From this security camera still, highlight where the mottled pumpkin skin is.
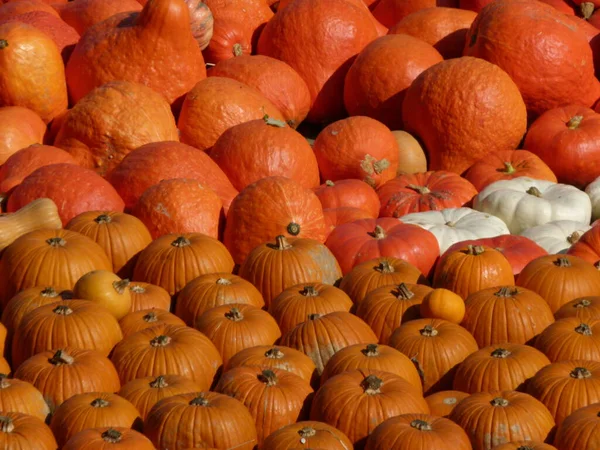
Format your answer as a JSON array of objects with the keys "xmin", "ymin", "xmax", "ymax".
[
  {"xmin": 372, "ymin": 0, "xmax": 459, "ymax": 28},
  {"xmin": 54, "ymin": 0, "xmax": 143, "ymax": 35}
]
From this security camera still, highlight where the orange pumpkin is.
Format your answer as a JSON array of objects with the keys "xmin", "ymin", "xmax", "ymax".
[
  {"xmin": 420, "ymin": 288, "xmax": 465, "ymax": 324},
  {"xmin": 54, "ymin": 0, "xmax": 143, "ymax": 35},
  {"xmin": 0, "ymin": 0, "xmax": 61, "ymax": 19},
  {"xmin": 119, "ymin": 309, "xmax": 185, "ymax": 338},
  {"xmin": 128, "ymin": 282, "xmax": 171, "ymax": 312},
  {"xmin": 73, "ymin": 270, "xmax": 132, "ymax": 320},
  {"xmin": 323, "ymin": 207, "xmax": 374, "ymax": 236},
  {"xmin": 0, "ymin": 374, "xmax": 50, "ymax": 421},
  {"xmin": 566, "ymin": 225, "xmax": 600, "ymax": 266},
  {"xmin": 553, "ymin": 402, "xmax": 600, "ymax": 450},
  {"xmin": 0, "ymin": 108, "xmax": 47, "ymax": 166},
  {"xmin": 425, "ymin": 390, "xmax": 469, "ymax": 418},
  {"xmin": 62, "ymin": 427, "xmax": 155, "ymax": 450},
  {"xmin": 534, "ymin": 317, "xmax": 600, "ymax": 362},
  {"xmin": 0, "ymin": 412, "xmax": 57, "ymax": 449},
  {"xmin": 314, "ymin": 179, "xmax": 381, "ymax": 219},
  {"xmin": 262, "ymin": 420, "xmax": 352, "ymax": 450},
  {"xmin": 492, "ymin": 441, "xmax": 557, "ymax": 450},
  {"xmin": 372, "ymin": 0, "xmax": 458, "ymax": 28},
  {"xmin": 554, "ymin": 296, "xmax": 600, "ymax": 321}
]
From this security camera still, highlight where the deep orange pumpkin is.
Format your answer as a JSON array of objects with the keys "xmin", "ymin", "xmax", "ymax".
[
  {"xmin": 323, "ymin": 207, "xmax": 374, "ymax": 236},
  {"xmin": 0, "ymin": 412, "xmax": 57, "ymax": 449},
  {"xmin": 567, "ymin": 225, "xmax": 600, "ymax": 265},
  {"xmin": 54, "ymin": 0, "xmax": 143, "ymax": 35},
  {"xmin": 128, "ymin": 282, "xmax": 172, "ymax": 312},
  {"xmin": 554, "ymin": 296, "xmax": 600, "ymax": 321},
  {"xmin": 534, "ymin": 317, "xmax": 600, "ymax": 362},
  {"xmin": 314, "ymin": 179, "xmax": 380, "ymax": 219},
  {"xmin": 0, "ymin": 107, "xmax": 46, "ymax": 167},
  {"xmin": 372, "ymin": 0, "xmax": 459, "ymax": 28},
  {"xmin": 262, "ymin": 420, "xmax": 352, "ymax": 450},
  {"xmin": 62, "ymin": 427, "xmax": 155, "ymax": 450},
  {"xmin": 554, "ymin": 402, "xmax": 600, "ymax": 450},
  {"xmin": 119, "ymin": 309, "xmax": 185, "ymax": 338},
  {"xmin": 425, "ymin": 390, "xmax": 469, "ymax": 418}
]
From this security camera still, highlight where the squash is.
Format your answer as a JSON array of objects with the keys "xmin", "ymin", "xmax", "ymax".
[{"xmin": 0, "ymin": 198, "xmax": 62, "ymax": 251}]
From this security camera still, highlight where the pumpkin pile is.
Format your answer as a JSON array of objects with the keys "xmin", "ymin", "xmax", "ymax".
[{"xmin": 4, "ymin": 0, "xmax": 600, "ymax": 449}]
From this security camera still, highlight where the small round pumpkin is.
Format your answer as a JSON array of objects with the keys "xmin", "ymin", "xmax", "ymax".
[
  {"xmin": 262, "ymin": 420, "xmax": 352, "ymax": 450},
  {"xmin": 119, "ymin": 309, "xmax": 185, "ymax": 338},
  {"xmin": 0, "ymin": 373, "xmax": 50, "ymax": 421},
  {"xmin": 128, "ymin": 282, "xmax": 172, "ymax": 312},
  {"xmin": 0, "ymin": 108, "xmax": 47, "ymax": 167},
  {"xmin": 425, "ymin": 390, "xmax": 469, "ymax": 418},
  {"xmin": 419, "ymin": 288, "xmax": 465, "ymax": 324},
  {"xmin": 554, "ymin": 296, "xmax": 600, "ymax": 321},
  {"xmin": 0, "ymin": 412, "xmax": 57, "ymax": 450},
  {"xmin": 73, "ymin": 270, "xmax": 132, "ymax": 320},
  {"xmin": 62, "ymin": 427, "xmax": 155, "ymax": 450},
  {"xmin": 314, "ymin": 179, "xmax": 380, "ymax": 219}
]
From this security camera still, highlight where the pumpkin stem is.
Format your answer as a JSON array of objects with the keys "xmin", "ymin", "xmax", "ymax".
[
  {"xmin": 420, "ymin": 324, "xmax": 439, "ymax": 337},
  {"xmin": 490, "ymin": 397, "xmax": 509, "ymax": 407},
  {"xmin": 394, "ymin": 283, "xmax": 415, "ymax": 299},
  {"xmin": 130, "ymin": 284, "xmax": 146, "ymax": 294},
  {"xmin": 50, "ymin": 349, "xmax": 74, "ymax": 365},
  {"xmin": 571, "ymin": 367, "xmax": 592, "ymax": 379},
  {"xmin": 500, "ymin": 161, "xmax": 516, "ymax": 174},
  {"xmin": 101, "ymin": 429, "xmax": 122, "ymax": 443},
  {"xmin": 216, "ymin": 277, "xmax": 232, "ymax": 286},
  {"xmin": 444, "ymin": 221, "xmax": 456, "ymax": 227},
  {"xmin": 232, "ymin": 43, "xmax": 243, "ymax": 57},
  {"xmin": 225, "ymin": 307, "xmax": 244, "ymax": 322},
  {"xmin": 372, "ymin": 158, "xmax": 390, "ymax": 174},
  {"xmin": 41, "ymin": 287, "xmax": 59, "ymax": 298},
  {"xmin": 94, "ymin": 214, "xmax": 112, "ymax": 224},
  {"xmin": 46, "ymin": 237, "xmax": 66, "ymax": 247},
  {"xmin": 0, "ymin": 40, "xmax": 8, "ymax": 50},
  {"xmin": 298, "ymin": 426, "xmax": 317, "ymax": 439},
  {"xmin": 376, "ymin": 260, "xmax": 395, "ymax": 274},
  {"xmin": 567, "ymin": 231, "xmax": 582, "ymax": 244},
  {"xmin": 410, "ymin": 355, "xmax": 426, "ymax": 381},
  {"xmin": 361, "ymin": 375, "xmax": 383, "ymax": 395},
  {"xmin": 271, "ymin": 235, "xmax": 293, "ymax": 250},
  {"xmin": 300, "ymin": 285, "xmax": 319, "ymax": 297},
  {"xmin": 554, "ymin": 257, "xmax": 572, "ymax": 267},
  {"xmin": 0, "ymin": 416, "xmax": 14, "ymax": 433},
  {"xmin": 258, "ymin": 369, "xmax": 278, "ymax": 386},
  {"xmin": 494, "ymin": 286, "xmax": 519, "ymax": 298},
  {"xmin": 91, "ymin": 398, "xmax": 110, "ymax": 408},
  {"xmin": 410, "ymin": 419, "xmax": 432, "ymax": 431},
  {"xmin": 53, "ymin": 305, "xmax": 73, "ymax": 316},
  {"xmin": 465, "ymin": 245, "xmax": 485, "ymax": 256},
  {"xmin": 325, "ymin": 180, "xmax": 335, "ymax": 187},
  {"xmin": 150, "ymin": 335, "xmax": 172, "ymax": 347},
  {"xmin": 143, "ymin": 311, "xmax": 159, "ymax": 323},
  {"xmin": 369, "ymin": 225, "xmax": 386, "ymax": 239},
  {"xmin": 263, "ymin": 114, "xmax": 287, "ymax": 128},
  {"xmin": 526, "ymin": 186, "xmax": 542, "ymax": 197},
  {"xmin": 265, "ymin": 347, "xmax": 284, "ymax": 359},
  {"xmin": 407, "ymin": 184, "xmax": 431, "ymax": 195},
  {"xmin": 362, "ymin": 344, "xmax": 379, "ymax": 357},
  {"xmin": 287, "ymin": 222, "xmax": 301, "ymax": 236},
  {"xmin": 308, "ymin": 313, "xmax": 322, "ymax": 320},
  {"xmin": 491, "ymin": 348, "xmax": 511, "ymax": 358},
  {"xmin": 171, "ymin": 236, "xmax": 191, "ymax": 247},
  {"xmin": 113, "ymin": 279, "xmax": 130, "ymax": 294},
  {"xmin": 189, "ymin": 395, "xmax": 209, "ymax": 406},
  {"xmin": 149, "ymin": 375, "xmax": 168, "ymax": 388},
  {"xmin": 581, "ymin": 2, "xmax": 595, "ymax": 19},
  {"xmin": 575, "ymin": 299, "xmax": 592, "ymax": 308},
  {"xmin": 0, "ymin": 374, "xmax": 10, "ymax": 389},
  {"xmin": 575, "ymin": 323, "xmax": 593, "ymax": 336}
]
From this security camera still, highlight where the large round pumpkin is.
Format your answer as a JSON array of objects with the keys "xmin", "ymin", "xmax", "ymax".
[
  {"xmin": 314, "ymin": 179, "xmax": 380, "ymax": 219},
  {"xmin": 0, "ymin": 374, "xmax": 50, "ymax": 422},
  {"xmin": 262, "ymin": 420, "xmax": 352, "ymax": 450},
  {"xmin": 554, "ymin": 296, "xmax": 600, "ymax": 321},
  {"xmin": 0, "ymin": 412, "xmax": 57, "ymax": 450},
  {"xmin": 0, "ymin": 108, "xmax": 47, "ymax": 166},
  {"xmin": 553, "ymin": 402, "xmax": 600, "ymax": 450},
  {"xmin": 128, "ymin": 282, "xmax": 172, "ymax": 312},
  {"xmin": 118, "ymin": 309, "xmax": 184, "ymax": 338},
  {"xmin": 62, "ymin": 427, "xmax": 155, "ymax": 450},
  {"xmin": 425, "ymin": 390, "xmax": 469, "ymax": 418},
  {"xmin": 534, "ymin": 317, "xmax": 600, "ymax": 362}
]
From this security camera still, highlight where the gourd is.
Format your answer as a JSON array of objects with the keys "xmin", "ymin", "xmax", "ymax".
[{"xmin": 0, "ymin": 198, "xmax": 62, "ymax": 251}]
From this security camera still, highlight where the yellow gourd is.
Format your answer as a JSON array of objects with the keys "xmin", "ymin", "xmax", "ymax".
[{"xmin": 0, "ymin": 198, "xmax": 62, "ymax": 251}]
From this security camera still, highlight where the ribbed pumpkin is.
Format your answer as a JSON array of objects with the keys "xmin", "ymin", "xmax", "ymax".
[
  {"xmin": 216, "ymin": 366, "xmax": 313, "ymax": 445},
  {"xmin": 310, "ymin": 369, "xmax": 429, "ymax": 449},
  {"xmin": 0, "ymin": 374, "xmax": 50, "ymax": 422},
  {"xmin": 224, "ymin": 345, "xmax": 317, "ymax": 387},
  {"xmin": 238, "ymin": 235, "xmax": 342, "ymax": 308},
  {"xmin": 315, "ymin": 179, "xmax": 381, "ymax": 219},
  {"xmin": 269, "ymin": 283, "xmax": 353, "ymax": 335},
  {"xmin": 0, "ymin": 228, "xmax": 112, "ymax": 306},
  {"xmin": 534, "ymin": 317, "xmax": 600, "ymax": 362},
  {"xmin": 425, "ymin": 390, "xmax": 469, "ymax": 418},
  {"xmin": 462, "ymin": 286, "xmax": 555, "ymax": 347},
  {"xmin": 279, "ymin": 311, "xmax": 378, "ymax": 375},
  {"xmin": 355, "ymin": 282, "xmax": 433, "ymax": 343},
  {"xmin": 110, "ymin": 324, "xmax": 222, "ymax": 387},
  {"xmin": 527, "ymin": 360, "xmax": 600, "ymax": 425},
  {"xmin": 517, "ymin": 254, "xmax": 600, "ymax": 313},
  {"xmin": 128, "ymin": 282, "xmax": 172, "ymax": 312},
  {"xmin": 12, "ymin": 300, "xmax": 123, "ymax": 369},
  {"xmin": 262, "ymin": 420, "xmax": 352, "ymax": 450},
  {"xmin": 339, "ymin": 256, "xmax": 427, "ymax": 306},
  {"xmin": 132, "ymin": 233, "xmax": 234, "ymax": 296},
  {"xmin": 364, "ymin": 413, "xmax": 472, "ymax": 450},
  {"xmin": 62, "ymin": 427, "xmax": 155, "ymax": 450},
  {"xmin": 144, "ymin": 391, "xmax": 257, "ymax": 450},
  {"xmin": 66, "ymin": 211, "xmax": 152, "ymax": 278},
  {"xmin": 494, "ymin": 442, "xmax": 557, "ymax": 450},
  {"xmin": 117, "ymin": 374, "xmax": 202, "ymax": 421},
  {"xmin": 554, "ymin": 296, "xmax": 600, "ymax": 321},
  {"xmin": 389, "ymin": 318, "xmax": 479, "ymax": 395},
  {"xmin": 453, "ymin": 344, "xmax": 551, "ymax": 393},
  {"xmin": 0, "ymin": 412, "xmax": 57, "ymax": 449},
  {"xmin": 73, "ymin": 270, "xmax": 132, "ymax": 320},
  {"xmin": 49, "ymin": 392, "xmax": 143, "ymax": 447},
  {"xmin": 321, "ymin": 343, "xmax": 422, "ymax": 392},
  {"xmin": 195, "ymin": 304, "xmax": 281, "ymax": 366},
  {"xmin": 119, "ymin": 309, "xmax": 185, "ymax": 338},
  {"xmin": 13, "ymin": 348, "xmax": 121, "ymax": 411},
  {"xmin": 553, "ymin": 402, "xmax": 600, "ymax": 450},
  {"xmin": 449, "ymin": 390, "xmax": 555, "ymax": 450},
  {"xmin": 175, "ymin": 273, "xmax": 264, "ymax": 327}
]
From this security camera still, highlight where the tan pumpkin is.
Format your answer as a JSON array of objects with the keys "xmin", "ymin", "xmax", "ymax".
[
  {"xmin": 119, "ymin": 309, "xmax": 185, "ymax": 338},
  {"xmin": 128, "ymin": 282, "xmax": 172, "ymax": 312},
  {"xmin": 73, "ymin": 270, "xmax": 132, "ymax": 320}
]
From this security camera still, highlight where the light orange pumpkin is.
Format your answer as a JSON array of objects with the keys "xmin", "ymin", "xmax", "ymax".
[
  {"xmin": 73, "ymin": 270, "xmax": 132, "ymax": 320},
  {"xmin": 420, "ymin": 288, "xmax": 465, "ymax": 324}
]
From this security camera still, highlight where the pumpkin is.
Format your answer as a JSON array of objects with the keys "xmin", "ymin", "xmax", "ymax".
[
  {"xmin": 0, "ymin": 412, "xmax": 57, "ymax": 449},
  {"xmin": 388, "ymin": 7, "xmax": 477, "ymax": 59},
  {"xmin": 399, "ymin": 207, "xmax": 510, "ymax": 254},
  {"xmin": 107, "ymin": 141, "xmax": 238, "ymax": 213},
  {"xmin": 6, "ymin": 163, "xmax": 125, "ymax": 226},
  {"xmin": 175, "ymin": 273, "xmax": 264, "ymax": 327},
  {"xmin": 238, "ymin": 235, "xmax": 341, "ymax": 308},
  {"xmin": 494, "ymin": 442, "xmax": 557, "ymax": 450},
  {"xmin": 520, "ymin": 220, "xmax": 590, "ymax": 255},
  {"xmin": 54, "ymin": 0, "xmax": 143, "ymax": 35},
  {"xmin": 392, "ymin": 131, "xmax": 428, "ymax": 175},
  {"xmin": 321, "ymin": 343, "xmax": 422, "ymax": 392},
  {"xmin": 65, "ymin": 211, "xmax": 152, "ymax": 278},
  {"xmin": 13, "ymin": 348, "xmax": 121, "ymax": 411},
  {"xmin": 269, "ymin": 283, "xmax": 353, "ymax": 336},
  {"xmin": 12, "ymin": 299, "xmax": 123, "ymax": 369},
  {"xmin": 517, "ymin": 254, "xmax": 600, "ymax": 313},
  {"xmin": 449, "ymin": 390, "xmax": 555, "ymax": 449},
  {"xmin": 372, "ymin": 0, "xmax": 458, "ymax": 28},
  {"xmin": 0, "ymin": 197, "xmax": 62, "ymax": 252},
  {"xmin": 0, "ymin": 1, "xmax": 60, "ymax": 19},
  {"xmin": 339, "ymin": 256, "xmax": 427, "ymax": 306},
  {"xmin": 185, "ymin": 0, "xmax": 214, "ymax": 50},
  {"xmin": 433, "ymin": 244, "xmax": 515, "ymax": 300},
  {"xmin": 567, "ymin": 223, "xmax": 600, "ymax": 266},
  {"xmin": 586, "ymin": 176, "xmax": 600, "ymax": 222},
  {"xmin": 355, "ymin": 282, "xmax": 433, "ymax": 343},
  {"xmin": 527, "ymin": 360, "xmax": 600, "ymax": 425},
  {"xmin": 131, "ymin": 178, "xmax": 223, "ymax": 240},
  {"xmin": 377, "ymin": 171, "xmax": 478, "ymax": 218},
  {"xmin": 0, "ymin": 228, "xmax": 112, "ymax": 307},
  {"xmin": 208, "ymin": 55, "xmax": 311, "ymax": 127},
  {"xmin": 0, "ymin": 374, "xmax": 50, "ymax": 421},
  {"xmin": 534, "ymin": 317, "xmax": 600, "ymax": 362},
  {"xmin": 453, "ymin": 344, "xmax": 551, "ymax": 393},
  {"xmin": 474, "ymin": 177, "xmax": 592, "ymax": 235},
  {"xmin": 262, "ymin": 420, "xmax": 353, "ymax": 450},
  {"xmin": 195, "ymin": 304, "xmax": 281, "ymax": 366},
  {"xmin": 314, "ymin": 179, "xmax": 380, "ymax": 219},
  {"xmin": 420, "ymin": 288, "xmax": 465, "ymax": 324},
  {"xmin": 132, "ymin": 233, "xmax": 234, "ymax": 296},
  {"xmin": 0, "ymin": 22, "xmax": 67, "ymax": 123},
  {"xmin": 463, "ymin": 149, "xmax": 557, "ymax": 192},
  {"xmin": 324, "ymin": 207, "xmax": 375, "ymax": 236},
  {"xmin": 210, "ymin": 116, "xmax": 320, "ymax": 191},
  {"xmin": 464, "ymin": 0, "xmax": 600, "ymax": 118},
  {"xmin": 144, "ymin": 391, "xmax": 257, "ymax": 450},
  {"xmin": 177, "ymin": 77, "xmax": 285, "ymax": 152},
  {"xmin": 389, "ymin": 318, "xmax": 479, "ymax": 395},
  {"xmin": 553, "ymin": 402, "xmax": 600, "ymax": 450},
  {"xmin": 54, "ymin": 81, "xmax": 179, "ymax": 177},
  {"xmin": 119, "ymin": 309, "xmax": 185, "ymax": 338},
  {"xmin": 554, "ymin": 296, "xmax": 600, "ymax": 321},
  {"xmin": 279, "ymin": 311, "xmax": 378, "ymax": 375},
  {"xmin": 310, "ymin": 369, "xmax": 429, "ymax": 448},
  {"xmin": 343, "ymin": 34, "xmax": 443, "ymax": 130},
  {"xmin": 62, "ymin": 427, "xmax": 155, "ymax": 450},
  {"xmin": 425, "ymin": 390, "xmax": 469, "ymax": 418},
  {"xmin": 257, "ymin": 0, "xmax": 378, "ymax": 124},
  {"xmin": 216, "ymin": 366, "xmax": 313, "ymax": 445},
  {"xmin": 364, "ymin": 413, "xmax": 472, "ymax": 450},
  {"xmin": 50, "ymin": 392, "xmax": 143, "ymax": 447},
  {"xmin": 463, "ymin": 286, "xmax": 555, "ymax": 348},
  {"xmin": 73, "ymin": 271, "xmax": 132, "ymax": 320},
  {"xmin": 128, "ymin": 282, "xmax": 171, "ymax": 312},
  {"xmin": 0, "ymin": 107, "xmax": 46, "ymax": 166},
  {"xmin": 110, "ymin": 323, "xmax": 222, "ymax": 387}
]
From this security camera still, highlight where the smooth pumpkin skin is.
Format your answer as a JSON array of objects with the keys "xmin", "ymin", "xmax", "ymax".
[
  {"xmin": 0, "ymin": 108, "xmax": 47, "ymax": 166},
  {"xmin": 420, "ymin": 288, "xmax": 465, "ymax": 323},
  {"xmin": 372, "ymin": 0, "xmax": 458, "ymax": 28},
  {"xmin": 0, "ymin": 412, "xmax": 57, "ymax": 450},
  {"xmin": 73, "ymin": 270, "xmax": 132, "ymax": 320},
  {"xmin": 62, "ymin": 427, "xmax": 155, "ymax": 450},
  {"xmin": 257, "ymin": 0, "xmax": 379, "ymax": 124},
  {"xmin": 425, "ymin": 390, "xmax": 469, "ymax": 417},
  {"xmin": 0, "ymin": 375, "xmax": 50, "ymax": 422},
  {"xmin": 315, "ymin": 179, "xmax": 380, "ymax": 219},
  {"xmin": 119, "ymin": 309, "xmax": 185, "ymax": 338},
  {"xmin": 208, "ymin": 55, "xmax": 311, "ymax": 127},
  {"xmin": 54, "ymin": 0, "xmax": 143, "ymax": 35},
  {"xmin": 402, "ymin": 56, "xmax": 527, "ymax": 174},
  {"xmin": 344, "ymin": 34, "xmax": 443, "ymax": 130},
  {"xmin": 389, "ymin": 7, "xmax": 477, "ymax": 59},
  {"xmin": 262, "ymin": 420, "xmax": 352, "ymax": 450},
  {"xmin": 567, "ymin": 226, "xmax": 600, "ymax": 266},
  {"xmin": 392, "ymin": 130, "xmax": 428, "ymax": 175},
  {"xmin": 553, "ymin": 402, "xmax": 600, "ymax": 450},
  {"xmin": 0, "ymin": 22, "xmax": 67, "ymax": 123}
]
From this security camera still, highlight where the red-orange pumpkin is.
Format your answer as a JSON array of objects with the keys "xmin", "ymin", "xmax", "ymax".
[{"xmin": 314, "ymin": 179, "xmax": 380, "ymax": 219}]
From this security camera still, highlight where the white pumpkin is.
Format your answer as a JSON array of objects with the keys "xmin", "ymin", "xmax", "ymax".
[
  {"xmin": 585, "ymin": 176, "xmax": 600, "ymax": 222},
  {"xmin": 399, "ymin": 207, "xmax": 510, "ymax": 254},
  {"xmin": 520, "ymin": 220, "xmax": 591, "ymax": 254},
  {"xmin": 473, "ymin": 177, "xmax": 591, "ymax": 234}
]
